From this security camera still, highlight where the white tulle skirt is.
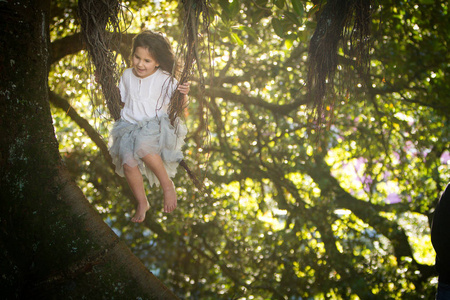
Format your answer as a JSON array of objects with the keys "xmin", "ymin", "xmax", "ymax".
[{"xmin": 108, "ymin": 114, "xmax": 187, "ymax": 187}]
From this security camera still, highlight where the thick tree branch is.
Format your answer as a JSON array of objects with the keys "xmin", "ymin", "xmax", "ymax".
[
  {"xmin": 50, "ymin": 33, "xmax": 84, "ymax": 64},
  {"xmin": 50, "ymin": 32, "xmax": 135, "ymax": 65}
]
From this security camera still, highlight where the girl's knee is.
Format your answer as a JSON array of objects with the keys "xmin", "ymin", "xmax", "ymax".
[{"xmin": 123, "ymin": 163, "xmax": 138, "ymax": 173}]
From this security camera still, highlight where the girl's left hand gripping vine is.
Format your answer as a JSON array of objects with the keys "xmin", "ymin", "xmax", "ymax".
[{"xmin": 178, "ymin": 82, "xmax": 190, "ymax": 97}]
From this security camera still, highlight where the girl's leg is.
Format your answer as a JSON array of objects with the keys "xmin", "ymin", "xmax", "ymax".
[
  {"xmin": 123, "ymin": 163, "xmax": 150, "ymax": 223},
  {"xmin": 141, "ymin": 154, "xmax": 177, "ymax": 213}
]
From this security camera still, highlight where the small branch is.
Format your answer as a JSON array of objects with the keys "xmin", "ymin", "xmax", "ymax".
[{"xmin": 48, "ymin": 90, "xmax": 114, "ymax": 170}]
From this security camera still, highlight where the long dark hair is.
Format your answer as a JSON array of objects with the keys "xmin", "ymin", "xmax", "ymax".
[{"xmin": 129, "ymin": 30, "xmax": 180, "ymax": 78}]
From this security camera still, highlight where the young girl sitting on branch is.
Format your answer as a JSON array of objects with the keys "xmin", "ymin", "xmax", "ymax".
[{"xmin": 109, "ymin": 30, "xmax": 190, "ymax": 223}]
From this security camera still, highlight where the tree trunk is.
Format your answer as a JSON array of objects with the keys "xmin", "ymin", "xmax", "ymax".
[{"xmin": 0, "ymin": 1, "xmax": 178, "ymax": 298}]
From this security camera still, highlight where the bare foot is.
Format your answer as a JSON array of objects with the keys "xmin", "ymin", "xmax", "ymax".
[
  {"xmin": 163, "ymin": 182, "xmax": 177, "ymax": 213},
  {"xmin": 131, "ymin": 201, "xmax": 150, "ymax": 223}
]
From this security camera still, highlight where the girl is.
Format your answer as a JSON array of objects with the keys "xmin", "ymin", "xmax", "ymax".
[{"xmin": 109, "ymin": 30, "xmax": 190, "ymax": 223}]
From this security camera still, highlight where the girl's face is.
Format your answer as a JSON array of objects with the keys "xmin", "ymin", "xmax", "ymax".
[{"xmin": 132, "ymin": 46, "xmax": 159, "ymax": 78}]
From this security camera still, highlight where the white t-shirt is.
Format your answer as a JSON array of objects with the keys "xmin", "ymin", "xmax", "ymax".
[{"xmin": 119, "ymin": 68, "xmax": 178, "ymax": 123}]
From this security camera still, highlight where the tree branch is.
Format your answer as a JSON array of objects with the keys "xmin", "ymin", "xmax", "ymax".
[
  {"xmin": 206, "ymin": 87, "xmax": 308, "ymax": 115},
  {"xmin": 48, "ymin": 90, "xmax": 114, "ymax": 169},
  {"xmin": 50, "ymin": 32, "xmax": 135, "ymax": 65}
]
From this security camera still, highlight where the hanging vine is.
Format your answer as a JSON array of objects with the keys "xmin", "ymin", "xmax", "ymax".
[
  {"xmin": 307, "ymin": 0, "xmax": 372, "ymax": 127},
  {"xmin": 168, "ymin": 0, "xmax": 211, "ymax": 190},
  {"xmin": 78, "ymin": 0, "xmax": 124, "ymax": 121}
]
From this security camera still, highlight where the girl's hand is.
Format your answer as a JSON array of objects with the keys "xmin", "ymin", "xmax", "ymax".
[{"xmin": 178, "ymin": 82, "xmax": 190, "ymax": 95}]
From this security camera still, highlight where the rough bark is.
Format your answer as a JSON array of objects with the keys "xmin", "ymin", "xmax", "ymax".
[{"xmin": 0, "ymin": 1, "xmax": 178, "ymax": 298}]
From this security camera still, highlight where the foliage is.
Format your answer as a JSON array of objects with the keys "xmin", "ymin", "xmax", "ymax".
[{"xmin": 48, "ymin": 0, "xmax": 449, "ymax": 298}]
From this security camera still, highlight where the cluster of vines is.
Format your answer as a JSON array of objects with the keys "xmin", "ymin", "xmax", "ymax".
[
  {"xmin": 168, "ymin": 0, "xmax": 212, "ymax": 190},
  {"xmin": 307, "ymin": 0, "xmax": 372, "ymax": 126},
  {"xmin": 78, "ymin": 0, "xmax": 125, "ymax": 121}
]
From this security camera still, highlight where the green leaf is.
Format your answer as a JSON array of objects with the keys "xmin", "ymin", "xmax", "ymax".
[
  {"xmin": 272, "ymin": 18, "xmax": 285, "ymax": 37},
  {"xmin": 218, "ymin": 0, "xmax": 231, "ymax": 21},
  {"xmin": 275, "ymin": 0, "xmax": 285, "ymax": 9},
  {"xmin": 218, "ymin": 0, "xmax": 230, "ymax": 13},
  {"xmin": 229, "ymin": 0, "xmax": 240, "ymax": 17},
  {"xmin": 230, "ymin": 32, "xmax": 244, "ymax": 46},
  {"xmin": 285, "ymin": 11, "xmax": 301, "ymax": 26},
  {"xmin": 307, "ymin": 4, "xmax": 320, "ymax": 17},
  {"xmin": 291, "ymin": 0, "xmax": 304, "ymax": 17},
  {"xmin": 218, "ymin": 0, "xmax": 240, "ymax": 21},
  {"xmin": 255, "ymin": 0, "xmax": 269, "ymax": 6},
  {"xmin": 285, "ymin": 39, "xmax": 294, "ymax": 49},
  {"xmin": 236, "ymin": 25, "xmax": 258, "ymax": 40}
]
